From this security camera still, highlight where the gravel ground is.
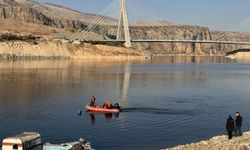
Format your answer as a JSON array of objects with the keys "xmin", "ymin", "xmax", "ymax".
[{"xmin": 165, "ymin": 132, "xmax": 250, "ymax": 150}]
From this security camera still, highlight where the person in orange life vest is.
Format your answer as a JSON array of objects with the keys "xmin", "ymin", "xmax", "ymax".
[
  {"xmin": 103, "ymin": 99, "xmax": 113, "ymax": 109},
  {"xmin": 103, "ymin": 100, "xmax": 108, "ymax": 108},
  {"xmin": 90, "ymin": 96, "xmax": 96, "ymax": 107}
]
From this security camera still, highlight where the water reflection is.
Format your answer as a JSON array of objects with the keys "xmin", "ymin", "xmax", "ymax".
[
  {"xmin": 1, "ymin": 57, "xmax": 250, "ymax": 150},
  {"xmin": 150, "ymin": 56, "xmax": 238, "ymax": 64},
  {"xmin": 117, "ymin": 63, "xmax": 131, "ymax": 107},
  {"xmin": 85, "ymin": 112, "xmax": 120, "ymax": 124},
  {"xmin": 0, "ymin": 56, "xmax": 247, "ymax": 70},
  {"xmin": 0, "ymin": 57, "xmax": 231, "ymax": 121},
  {"xmin": 89, "ymin": 113, "xmax": 95, "ymax": 125}
]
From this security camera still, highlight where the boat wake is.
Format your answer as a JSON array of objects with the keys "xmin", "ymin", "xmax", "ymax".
[{"xmin": 122, "ymin": 107, "xmax": 196, "ymax": 115}]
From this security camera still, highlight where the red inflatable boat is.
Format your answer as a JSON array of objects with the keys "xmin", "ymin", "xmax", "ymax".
[{"xmin": 85, "ymin": 104, "xmax": 120, "ymax": 113}]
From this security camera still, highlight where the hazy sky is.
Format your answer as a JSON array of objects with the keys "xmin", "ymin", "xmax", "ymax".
[{"xmin": 37, "ymin": 0, "xmax": 250, "ymax": 30}]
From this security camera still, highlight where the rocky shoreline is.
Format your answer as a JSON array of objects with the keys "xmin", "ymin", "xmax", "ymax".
[
  {"xmin": 165, "ymin": 132, "xmax": 250, "ymax": 150},
  {"xmin": 1, "ymin": 36, "xmax": 250, "ymax": 60},
  {"xmin": 0, "ymin": 39, "xmax": 144, "ymax": 60}
]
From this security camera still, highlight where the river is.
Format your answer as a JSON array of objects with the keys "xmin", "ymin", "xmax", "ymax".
[{"xmin": 0, "ymin": 56, "xmax": 250, "ymax": 150}]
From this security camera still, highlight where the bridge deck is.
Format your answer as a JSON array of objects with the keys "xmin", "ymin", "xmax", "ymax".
[{"xmin": 96, "ymin": 40, "xmax": 250, "ymax": 45}]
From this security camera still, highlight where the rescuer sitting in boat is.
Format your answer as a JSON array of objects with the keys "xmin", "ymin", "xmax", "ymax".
[
  {"xmin": 90, "ymin": 96, "xmax": 96, "ymax": 107},
  {"xmin": 103, "ymin": 99, "xmax": 113, "ymax": 109}
]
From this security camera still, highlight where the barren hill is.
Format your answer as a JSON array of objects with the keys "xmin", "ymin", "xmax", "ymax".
[{"xmin": 0, "ymin": 0, "xmax": 117, "ymax": 30}]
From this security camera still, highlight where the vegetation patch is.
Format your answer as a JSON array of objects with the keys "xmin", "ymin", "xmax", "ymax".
[
  {"xmin": 0, "ymin": 54, "xmax": 70, "ymax": 61},
  {"xmin": 226, "ymin": 49, "xmax": 250, "ymax": 56},
  {"xmin": 83, "ymin": 40, "xmax": 125, "ymax": 47},
  {"xmin": 0, "ymin": 34, "xmax": 40, "ymax": 44}
]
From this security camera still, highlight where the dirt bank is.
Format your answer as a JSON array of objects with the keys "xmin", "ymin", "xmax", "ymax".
[{"xmin": 0, "ymin": 40, "xmax": 144, "ymax": 60}]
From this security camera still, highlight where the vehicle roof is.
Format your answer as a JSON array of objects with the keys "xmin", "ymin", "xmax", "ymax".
[{"xmin": 3, "ymin": 132, "xmax": 41, "ymax": 143}]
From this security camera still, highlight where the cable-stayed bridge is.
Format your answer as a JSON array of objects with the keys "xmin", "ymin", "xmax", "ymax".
[{"xmin": 66, "ymin": 0, "xmax": 250, "ymax": 48}]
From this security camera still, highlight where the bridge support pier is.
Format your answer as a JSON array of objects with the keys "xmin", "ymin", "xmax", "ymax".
[{"xmin": 117, "ymin": 0, "xmax": 132, "ymax": 48}]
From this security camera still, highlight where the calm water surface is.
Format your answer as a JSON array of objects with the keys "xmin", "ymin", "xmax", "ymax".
[{"xmin": 0, "ymin": 56, "xmax": 250, "ymax": 150}]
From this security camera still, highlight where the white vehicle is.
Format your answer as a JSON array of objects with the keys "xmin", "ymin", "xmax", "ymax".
[{"xmin": 1, "ymin": 132, "xmax": 42, "ymax": 150}]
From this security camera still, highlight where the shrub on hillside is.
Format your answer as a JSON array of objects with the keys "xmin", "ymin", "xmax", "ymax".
[{"xmin": 0, "ymin": 34, "xmax": 39, "ymax": 43}]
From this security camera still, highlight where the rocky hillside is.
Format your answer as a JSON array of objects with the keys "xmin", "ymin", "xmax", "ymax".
[
  {"xmin": 166, "ymin": 132, "xmax": 250, "ymax": 150},
  {"xmin": 0, "ymin": 0, "xmax": 117, "ymax": 29},
  {"xmin": 92, "ymin": 25, "xmax": 250, "ymax": 55},
  {"xmin": 0, "ymin": 0, "xmax": 17, "ymax": 5},
  {"xmin": 1, "ymin": 0, "xmax": 249, "ymax": 56}
]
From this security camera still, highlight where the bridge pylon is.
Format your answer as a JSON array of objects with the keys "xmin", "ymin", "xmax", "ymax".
[{"xmin": 116, "ymin": 0, "xmax": 132, "ymax": 48}]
